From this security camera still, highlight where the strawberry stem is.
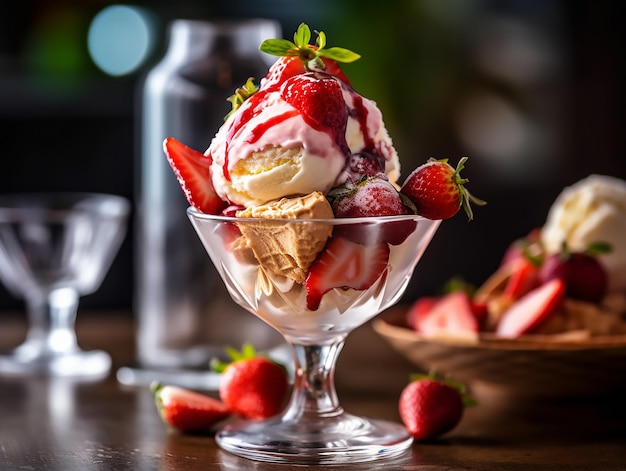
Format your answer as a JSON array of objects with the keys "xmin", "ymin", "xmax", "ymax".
[
  {"xmin": 260, "ymin": 23, "xmax": 361, "ymax": 71},
  {"xmin": 225, "ymin": 77, "xmax": 259, "ymax": 120},
  {"xmin": 409, "ymin": 371, "xmax": 477, "ymax": 407},
  {"xmin": 211, "ymin": 342, "xmax": 258, "ymax": 373},
  {"xmin": 210, "ymin": 342, "xmax": 287, "ymax": 374},
  {"xmin": 585, "ymin": 241, "xmax": 612, "ymax": 256},
  {"xmin": 453, "ymin": 157, "xmax": 486, "ymax": 221}
]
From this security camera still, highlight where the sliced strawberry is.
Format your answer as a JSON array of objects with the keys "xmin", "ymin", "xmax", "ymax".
[
  {"xmin": 412, "ymin": 291, "xmax": 480, "ymax": 337},
  {"xmin": 499, "ymin": 228, "xmax": 542, "ymax": 267},
  {"xmin": 502, "ymin": 256, "xmax": 540, "ymax": 300},
  {"xmin": 220, "ymin": 204, "xmax": 244, "ymax": 217},
  {"xmin": 472, "ymin": 299, "xmax": 489, "ymax": 328},
  {"xmin": 163, "ymin": 137, "xmax": 227, "ymax": 214},
  {"xmin": 305, "ymin": 237, "xmax": 389, "ymax": 311},
  {"xmin": 152, "ymin": 382, "xmax": 230, "ymax": 433},
  {"xmin": 406, "ymin": 296, "xmax": 438, "ymax": 331},
  {"xmin": 496, "ymin": 278, "xmax": 566, "ymax": 338}
]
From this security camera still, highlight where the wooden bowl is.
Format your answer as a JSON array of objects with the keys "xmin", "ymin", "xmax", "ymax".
[{"xmin": 373, "ymin": 306, "xmax": 626, "ymax": 397}]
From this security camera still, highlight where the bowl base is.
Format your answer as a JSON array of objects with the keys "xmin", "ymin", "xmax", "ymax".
[
  {"xmin": 0, "ymin": 348, "xmax": 111, "ymax": 377},
  {"xmin": 216, "ymin": 412, "xmax": 412, "ymax": 464}
]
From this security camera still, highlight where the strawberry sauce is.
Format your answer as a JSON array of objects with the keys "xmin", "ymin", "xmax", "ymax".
[
  {"xmin": 350, "ymin": 94, "xmax": 374, "ymax": 153},
  {"xmin": 219, "ymin": 76, "xmax": 382, "ymax": 187}
]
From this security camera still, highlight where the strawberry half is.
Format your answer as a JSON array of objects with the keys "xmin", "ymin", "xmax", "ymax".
[
  {"xmin": 305, "ymin": 236, "xmax": 390, "ymax": 311},
  {"xmin": 502, "ymin": 255, "xmax": 540, "ymax": 300},
  {"xmin": 163, "ymin": 137, "xmax": 227, "ymax": 214},
  {"xmin": 406, "ymin": 296, "xmax": 438, "ymax": 331},
  {"xmin": 496, "ymin": 278, "xmax": 566, "ymax": 338},
  {"xmin": 410, "ymin": 291, "xmax": 480, "ymax": 337},
  {"xmin": 152, "ymin": 382, "xmax": 230, "ymax": 433},
  {"xmin": 401, "ymin": 157, "xmax": 485, "ymax": 221}
]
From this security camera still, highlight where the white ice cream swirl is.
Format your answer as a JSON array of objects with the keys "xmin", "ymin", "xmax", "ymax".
[{"xmin": 541, "ymin": 174, "xmax": 626, "ymax": 293}]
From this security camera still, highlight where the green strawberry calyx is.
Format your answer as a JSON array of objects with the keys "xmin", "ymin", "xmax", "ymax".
[
  {"xmin": 211, "ymin": 342, "xmax": 287, "ymax": 374},
  {"xmin": 409, "ymin": 371, "xmax": 477, "ymax": 407},
  {"xmin": 224, "ymin": 24, "xmax": 359, "ymax": 119},
  {"xmin": 557, "ymin": 240, "xmax": 612, "ymax": 261},
  {"xmin": 430, "ymin": 157, "xmax": 487, "ymax": 222},
  {"xmin": 584, "ymin": 241, "xmax": 612, "ymax": 256},
  {"xmin": 260, "ymin": 22, "xmax": 361, "ymax": 71},
  {"xmin": 225, "ymin": 77, "xmax": 258, "ymax": 121}
]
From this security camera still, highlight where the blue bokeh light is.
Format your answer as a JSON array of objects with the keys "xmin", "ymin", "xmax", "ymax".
[{"xmin": 87, "ymin": 5, "xmax": 156, "ymax": 76}]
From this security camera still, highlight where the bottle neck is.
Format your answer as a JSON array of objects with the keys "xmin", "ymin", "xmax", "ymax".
[{"xmin": 164, "ymin": 19, "xmax": 280, "ymax": 64}]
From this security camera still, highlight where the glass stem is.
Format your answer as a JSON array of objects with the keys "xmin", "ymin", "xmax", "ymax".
[
  {"xmin": 24, "ymin": 287, "xmax": 80, "ymax": 356},
  {"xmin": 282, "ymin": 336, "xmax": 347, "ymax": 422}
]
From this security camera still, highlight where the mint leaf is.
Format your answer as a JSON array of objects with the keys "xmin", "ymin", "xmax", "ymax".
[
  {"xmin": 260, "ymin": 39, "xmax": 296, "ymax": 56},
  {"xmin": 294, "ymin": 23, "xmax": 311, "ymax": 47},
  {"xmin": 316, "ymin": 30, "xmax": 327, "ymax": 49},
  {"xmin": 585, "ymin": 242, "xmax": 612, "ymax": 256},
  {"xmin": 320, "ymin": 47, "xmax": 361, "ymax": 63},
  {"xmin": 260, "ymin": 23, "xmax": 360, "ymax": 65}
]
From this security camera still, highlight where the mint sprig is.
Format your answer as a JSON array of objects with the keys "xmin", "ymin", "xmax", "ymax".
[
  {"xmin": 260, "ymin": 22, "xmax": 360, "ymax": 71},
  {"xmin": 224, "ymin": 23, "xmax": 360, "ymax": 120}
]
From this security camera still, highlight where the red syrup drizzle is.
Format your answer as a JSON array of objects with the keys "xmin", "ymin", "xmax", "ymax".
[
  {"xmin": 350, "ymin": 94, "xmax": 374, "ymax": 153},
  {"xmin": 221, "ymin": 78, "xmax": 375, "ymax": 182},
  {"xmin": 222, "ymin": 91, "xmax": 266, "ymax": 181},
  {"xmin": 222, "ymin": 90, "xmax": 298, "ymax": 181},
  {"xmin": 279, "ymin": 73, "xmax": 352, "ymax": 157},
  {"xmin": 249, "ymin": 110, "xmax": 299, "ymax": 144}
]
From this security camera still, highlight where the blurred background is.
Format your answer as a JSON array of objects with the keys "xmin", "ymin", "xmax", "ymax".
[{"xmin": 1, "ymin": 0, "xmax": 625, "ymax": 314}]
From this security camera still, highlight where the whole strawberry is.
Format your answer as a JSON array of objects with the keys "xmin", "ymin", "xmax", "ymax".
[
  {"xmin": 213, "ymin": 344, "xmax": 290, "ymax": 420},
  {"xmin": 538, "ymin": 242, "xmax": 610, "ymax": 303},
  {"xmin": 398, "ymin": 373, "xmax": 474, "ymax": 441},
  {"xmin": 340, "ymin": 152, "xmax": 387, "ymax": 183},
  {"xmin": 151, "ymin": 382, "xmax": 230, "ymax": 433},
  {"xmin": 280, "ymin": 72, "xmax": 349, "ymax": 152},
  {"xmin": 401, "ymin": 157, "xmax": 485, "ymax": 220},
  {"xmin": 329, "ymin": 175, "xmax": 416, "ymax": 245},
  {"xmin": 259, "ymin": 22, "xmax": 360, "ymax": 91}
]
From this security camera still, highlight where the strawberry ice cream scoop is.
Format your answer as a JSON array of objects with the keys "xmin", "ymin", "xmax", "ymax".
[{"xmin": 207, "ymin": 73, "xmax": 400, "ymax": 208}]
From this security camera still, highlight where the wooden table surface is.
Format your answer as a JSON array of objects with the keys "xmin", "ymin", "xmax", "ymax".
[{"xmin": 1, "ymin": 312, "xmax": 626, "ymax": 471}]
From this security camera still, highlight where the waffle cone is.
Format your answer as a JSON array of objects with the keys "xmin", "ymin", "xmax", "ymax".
[{"xmin": 236, "ymin": 192, "xmax": 334, "ymax": 283}]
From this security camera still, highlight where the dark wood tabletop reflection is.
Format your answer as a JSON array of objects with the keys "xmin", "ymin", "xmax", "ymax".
[{"xmin": 1, "ymin": 312, "xmax": 625, "ymax": 471}]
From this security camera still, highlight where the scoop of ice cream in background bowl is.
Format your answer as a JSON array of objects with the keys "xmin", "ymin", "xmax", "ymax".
[{"xmin": 541, "ymin": 174, "xmax": 626, "ymax": 293}]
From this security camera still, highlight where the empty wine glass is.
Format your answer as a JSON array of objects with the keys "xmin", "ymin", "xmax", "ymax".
[
  {"xmin": 187, "ymin": 208, "xmax": 441, "ymax": 464},
  {"xmin": 0, "ymin": 193, "xmax": 130, "ymax": 377}
]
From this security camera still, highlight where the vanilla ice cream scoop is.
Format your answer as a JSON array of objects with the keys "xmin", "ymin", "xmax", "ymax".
[
  {"xmin": 207, "ymin": 75, "xmax": 400, "ymax": 208},
  {"xmin": 541, "ymin": 174, "xmax": 626, "ymax": 293}
]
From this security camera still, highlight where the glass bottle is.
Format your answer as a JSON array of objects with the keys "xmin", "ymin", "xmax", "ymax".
[{"xmin": 136, "ymin": 19, "xmax": 282, "ymax": 369}]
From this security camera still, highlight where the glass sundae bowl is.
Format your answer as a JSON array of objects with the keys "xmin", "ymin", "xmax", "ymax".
[
  {"xmin": 0, "ymin": 193, "xmax": 129, "ymax": 377},
  {"xmin": 187, "ymin": 207, "xmax": 441, "ymax": 464}
]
